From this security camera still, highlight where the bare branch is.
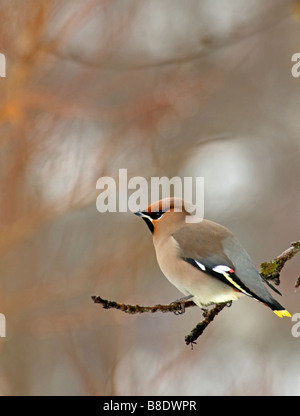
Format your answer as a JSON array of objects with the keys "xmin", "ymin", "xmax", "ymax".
[
  {"xmin": 91, "ymin": 295, "xmax": 196, "ymax": 314},
  {"xmin": 184, "ymin": 303, "xmax": 228, "ymax": 347}
]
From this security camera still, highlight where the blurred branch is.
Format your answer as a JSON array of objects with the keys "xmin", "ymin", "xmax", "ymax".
[
  {"xmin": 92, "ymin": 241, "xmax": 300, "ymax": 346},
  {"xmin": 49, "ymin": 7, "xmax": 289, "ymax": 71}
]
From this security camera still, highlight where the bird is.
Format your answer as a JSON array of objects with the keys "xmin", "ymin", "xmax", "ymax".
[{"xmin": 135, "ymin": 197, "xmax": 291, "ymax": 318}]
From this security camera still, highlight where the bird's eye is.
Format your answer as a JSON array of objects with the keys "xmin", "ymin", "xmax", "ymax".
[{"xmin": 146, "ymin": 211, "xmax": 165, "ymax": 220}]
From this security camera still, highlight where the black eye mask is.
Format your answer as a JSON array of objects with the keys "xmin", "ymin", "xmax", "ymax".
[{"xmin": 143, "ymin": 211, "xmax": 165, "ymax": 220}]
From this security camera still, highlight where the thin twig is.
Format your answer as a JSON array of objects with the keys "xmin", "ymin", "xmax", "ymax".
[
  {"xmin": 91, "ymin": 295, "xmax": 196, "ymax": 314},
  {"xmin": 184, "ymin": 303, "xmax": 228, "ymax": 347}
]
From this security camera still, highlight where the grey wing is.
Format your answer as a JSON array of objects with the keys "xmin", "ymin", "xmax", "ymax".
[
  {"xmin": 172, "ymin": 224, "xmax": 250, "ymax": 295},
  {"xmin": 222, "ymin": 236, "xmax": 282, "ymax": 299},
  {"xmin": 172, "ymin": 223, "xmax": 282, "ymax": 304}
]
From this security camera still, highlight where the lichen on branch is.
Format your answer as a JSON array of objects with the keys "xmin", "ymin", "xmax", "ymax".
[{"xmin": 260, "ymin": 241, "xmax": 300, "ymax": 286}]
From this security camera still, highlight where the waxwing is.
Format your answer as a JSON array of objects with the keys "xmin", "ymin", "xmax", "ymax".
[{"xmin": 135, "ymin": 197, "xmax": 291, "ymax": 318}]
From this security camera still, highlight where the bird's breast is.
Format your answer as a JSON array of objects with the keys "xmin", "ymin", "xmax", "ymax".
[{"xmin": 154, "ymin": 235, "xmax": 192, "ymax": 296}]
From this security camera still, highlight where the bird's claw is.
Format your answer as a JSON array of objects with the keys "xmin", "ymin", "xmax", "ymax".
[
  {"xmin": 173, "ymin": 300, "xmax": 186, "ymax": 315},
  {"xmin": 172, "ymin": 295, "xmax": 193, "ymax": 315}
]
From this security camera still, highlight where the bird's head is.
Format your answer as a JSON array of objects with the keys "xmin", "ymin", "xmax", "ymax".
[{"xmin": 134, "ymin": 197, "xmax": 198, "ymax": 234}]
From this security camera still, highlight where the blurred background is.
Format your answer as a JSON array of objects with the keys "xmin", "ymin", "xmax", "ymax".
[{"xmin": 0, "ymin": 0, "xmax": 300, "ymax": 396}]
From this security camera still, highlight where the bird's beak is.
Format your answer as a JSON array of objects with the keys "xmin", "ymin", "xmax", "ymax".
[
  {"xmin": 134, "ymin": 210, "xmax": 154, "ymax": 233},
  {"xmin": 134, "ymin": 211, "xmax": 143, "ymax": 217}
]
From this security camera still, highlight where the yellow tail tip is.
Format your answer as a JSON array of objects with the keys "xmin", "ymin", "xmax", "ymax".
[{"xmin": 273, "ymin": 309, "xmax": 292, "ymax": 318}]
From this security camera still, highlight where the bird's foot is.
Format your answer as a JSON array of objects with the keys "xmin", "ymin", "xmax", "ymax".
[
  {"xmin": 172, "ymin": 295, "xmax": 193, "ymax": 315},
  {"xmin": 201, "ymin": 307, "xmax": 209, "ymax": 317},
  {"xmin": 201, "ymin": 301, "xmax": 231, "ymax": 317}
]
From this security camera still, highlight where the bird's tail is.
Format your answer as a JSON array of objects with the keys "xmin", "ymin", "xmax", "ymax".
[
  {"xmin": 267, "ymin": 299, "xmax": 291, "ymax": 318},
  {"xmin": 273, "ymin": 309, "xmax": 291, "ymax": 318}
]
